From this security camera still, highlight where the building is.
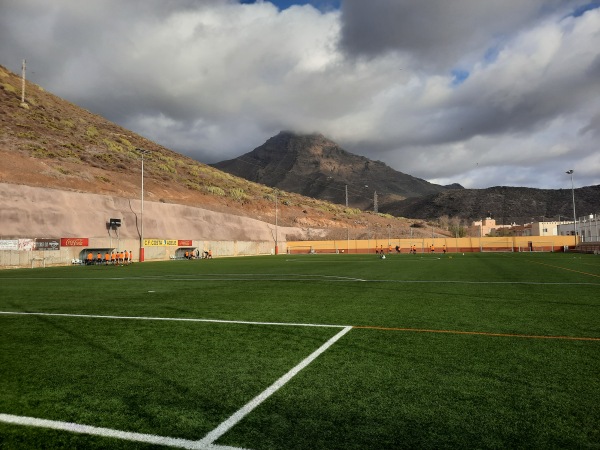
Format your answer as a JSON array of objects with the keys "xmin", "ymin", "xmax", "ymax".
[
  {"xmin": 530, "ymin": 220, "xmax": 571, "ymax": 237},
  {"xmin": 470, "ymin": 217, "xmax": 515, "ymax": 237},
  {"xmin": 558, "ymin": 214, "xmax": 600, "ymax": 243}
]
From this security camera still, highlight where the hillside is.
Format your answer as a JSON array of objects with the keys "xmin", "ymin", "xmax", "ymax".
[
  {"xmin": 0, "ymin": 64, "xmax": 435, "ymax": 240},
  {"xmin": 385, "ymin": 185, "xmax": 600, "ymax": 224},
  {"xmin": 212, "ymin": 131, "xmax": 451, "ymax": 209}
]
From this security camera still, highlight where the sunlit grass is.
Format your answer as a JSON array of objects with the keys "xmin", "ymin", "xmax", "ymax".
[{"xmin": 0, "ymin": 252, "xmax": 599, "ymax": 449}]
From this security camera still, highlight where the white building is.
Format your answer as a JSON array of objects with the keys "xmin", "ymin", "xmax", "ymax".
[
  {"xmin": 557, "ymin": 214, "xmax": 600, "ymax": 242},
  {"xmin": 530, "ymin": 220, "xmax": 571, "ymax": 237}
]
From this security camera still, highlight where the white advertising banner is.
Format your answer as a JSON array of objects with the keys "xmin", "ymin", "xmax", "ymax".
[
  {"xmin": 0, "ymin": 240, "xmax": 19, "ymax": 251},
  {"xmin": 18, "ymin": 239, "xmax": 35, "ymax": 251}
]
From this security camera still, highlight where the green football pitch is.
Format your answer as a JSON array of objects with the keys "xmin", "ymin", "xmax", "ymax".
[{"xmin": 1, "ymin": 252, "xmax": 599, "ymax": 449}]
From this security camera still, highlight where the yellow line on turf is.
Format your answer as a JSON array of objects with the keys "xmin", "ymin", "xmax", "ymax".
[
  {"xmin": 352, "ymin": 325, "xmax": 600, "ymax": 341},
  {"xmin": 525, "ymin": 259, "xmax": 600, "ymax": 278}
]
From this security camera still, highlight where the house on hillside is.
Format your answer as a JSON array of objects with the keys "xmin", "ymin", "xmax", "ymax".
[
  {"xmin": 508, "ymin": 224, "xmax": 532, "ymax": 237},
  {"xmin": 469, "ymin": 217, "xmax": 514, "ymax": 237}
]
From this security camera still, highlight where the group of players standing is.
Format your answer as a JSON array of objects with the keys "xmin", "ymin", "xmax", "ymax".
[
  {"xmin": 86, "ymin": 250, "xmax": 133, "ymax": 265},
  {"xmin": 376, "ymin": 244, "xmax": 447, "ymax": 254}
]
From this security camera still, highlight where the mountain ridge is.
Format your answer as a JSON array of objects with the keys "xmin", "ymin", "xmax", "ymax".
[
  {"xmin": 212, "ymin": 131, "xmax": 599, "ymax": 224},
  {"xmin": 384, "ymin": 184, "xmax": 600, "ymax": 224},
  {"xmin": 212, "ymin": 131, "xmax": 454, "ymax": 209}
]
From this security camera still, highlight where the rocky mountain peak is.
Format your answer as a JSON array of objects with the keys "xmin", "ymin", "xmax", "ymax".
[{"xmin": 212, "ymin": 131, "xmax": 449, "ymax": 209}]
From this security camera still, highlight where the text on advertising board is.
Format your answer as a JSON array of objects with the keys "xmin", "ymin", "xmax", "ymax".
[
  {"xmin": 60, "ymin": 238, "xmax": 90, "ymax": 247},
  {"xmin": 143, "ymin": 239, "xmax": 178, "ymax": 246}
]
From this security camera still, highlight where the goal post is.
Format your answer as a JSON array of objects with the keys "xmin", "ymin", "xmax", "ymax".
[
  {"xmin": 480, "ymin": 238, "xmax": 514, "ymax": 252},
  {"xmin": 519, "ymin": 241, "xmax": 555, "ymax": 252}
]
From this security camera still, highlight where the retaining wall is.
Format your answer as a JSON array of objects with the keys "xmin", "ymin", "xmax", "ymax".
[{"xmin": 0, "ymin": 238, "xmax": 281, "ymax": 269}]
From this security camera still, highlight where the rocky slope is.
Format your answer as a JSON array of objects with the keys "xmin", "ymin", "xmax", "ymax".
[
  {"xmin": 385, "ymin": 185, "xmax": 600, "ymax": 224},
  {"xmin": 212, "ymin": 131, "xmax": 452, "ymax": 209},
  {"xmin": 213, "ymin": 131, "xmax": 599, "ymax": 224}
]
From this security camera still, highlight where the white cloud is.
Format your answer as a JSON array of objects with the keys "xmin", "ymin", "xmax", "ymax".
[{"xmin": 0, "ymin": 0, "xmax": 598, "ymax": 189}]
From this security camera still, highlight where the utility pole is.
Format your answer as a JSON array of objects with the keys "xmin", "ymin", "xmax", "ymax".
[
  {"xmin": 21, "ymin": 59, "xmax": 26, "ymax": 105},
  {"xmin": 373, "ymin": 191, "xmax": 378, "ymax": 214},
  {"xmin": 137, "ymin": 148, "xmax": 151, "ymax": 261},
  {"xmin": 274, "ymin": 189, "xmax": 279, "ymax": 255},
  {"xmin": 345, "ymin": 185, "xmax": 348, "ymax": 208},
  {"xmin": 566, "ymin": 170, "xmax": 577, "ymax": 245}
]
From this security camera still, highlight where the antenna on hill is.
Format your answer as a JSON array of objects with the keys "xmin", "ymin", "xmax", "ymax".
[
  {"xmin": 374, "ymin": 191, "xmax": 378, "ymax": 214},
  {"xmin": 21, "ymin": 59, "xmax": 26, "ymax": 105}
]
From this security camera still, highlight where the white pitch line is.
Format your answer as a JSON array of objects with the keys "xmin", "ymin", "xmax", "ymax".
[
  {"xmin": 0, "ymin": 276, "xmax": 594, "ymax": 285},
  {"xmin": 0, "ymin": 311, "xmax": 350, "ymax": 329},
  {"xmin": 195, "ymin": 326, "xmax": 353, "ymax": 448},
  {"xmin": 362, "ymin": 280, "xmax": 600, "ymax": 285},
  {"xmin": 0, "ymin": 413, "xmax": 197, "ymax": 449},
  {"xmin": 0, "ymin": 413, "xmax": 249, "ymax": 450},
  {"xmin": 0, "ymin": 317, "xmax": 353, "ymax": 449},
  {"xmin": 0, "ymin": 274, "xmax": 365, "ymax": 282}
]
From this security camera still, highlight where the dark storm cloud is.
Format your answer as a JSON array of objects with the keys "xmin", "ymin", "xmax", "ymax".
[{"xmin": 338, "ymin": 0, "xmax": 586, "ymax": 68}]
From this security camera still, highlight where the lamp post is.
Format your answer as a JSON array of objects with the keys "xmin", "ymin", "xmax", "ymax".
[
  {"xmin": 274, "ymin": 189, "xmax": 279, "ymax": 255},
  {"xmin": 479, "ymin": 218, "xmax": 483, "ymax": 253},
  {"xmin": 566, "ymin": 170, "xmax": 577, "ymax": 246},
  {"xmin": 137, "ymin": 148, "xmax": 151, "ymax": 261}
]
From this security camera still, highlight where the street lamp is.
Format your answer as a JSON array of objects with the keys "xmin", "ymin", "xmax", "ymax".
[
  {"xmin": 137, "ymin": 148, "xmax": 151, "ymax": 261},
  {"xmin": 274, "ymin": 189, "xmax": 279, "ymax": 255},
  {"xmin": 566, "ymin": 170, "xmax": 577, "ymax": 245}
]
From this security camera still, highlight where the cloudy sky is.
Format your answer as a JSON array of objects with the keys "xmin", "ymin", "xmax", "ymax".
[{"xmin": 1, "ymin": 0, "xmax": 599, "ymax": 189}]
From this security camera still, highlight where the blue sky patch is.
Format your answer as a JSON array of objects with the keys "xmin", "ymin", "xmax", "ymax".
[
  {"xmin": 240, "ymin": 0, "xmax": 341, "ymax": 12},
  {"xmin": 571, "ymin": 1, "xmax": 600, "ymax": 17},
  {"xmin": 451, "ymin": 69, "xmax": 470, "ymax": 86}
]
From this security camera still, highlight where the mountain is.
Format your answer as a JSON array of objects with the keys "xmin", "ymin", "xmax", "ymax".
[
  {"xmin": 213, "ymin": 132, "xmax": 600, "ymax": 225},
  {"xmin": 212, "ymin": 131, "xmax": 454, "ymax": 210},
  {"xmin": 4, "ymin": 62, "xmax": 595, "ymax": 233},
  {"xmin": 384, "ymin": 185, "xmax": 600, "ymax": 224}
]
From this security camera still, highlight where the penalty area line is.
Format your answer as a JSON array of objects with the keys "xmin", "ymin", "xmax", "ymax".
[
  {"xmin": 0, "ymin": 324, "xmax": 353, "ymax": 449},
  {"xmin": 196, "ymin": 326, "xmax": 353, "ymax": 447},
  {"xmin": 0, "ymin": 311, "xmax": 349, "ymax": 329},
  {"xmin": 0, "ymin": 413, "xmax": 241, "ymax": 450}
]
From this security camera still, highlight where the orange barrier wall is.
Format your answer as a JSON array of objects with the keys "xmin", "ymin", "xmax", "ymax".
[{"xmin": 285, "ymin": 236, "xmax": 577, "ymax": 254}]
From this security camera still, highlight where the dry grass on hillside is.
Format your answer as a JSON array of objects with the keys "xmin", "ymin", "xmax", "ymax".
[{"xmin": 0, "ymin": 65, "xmax": 444, "ymax": 239}]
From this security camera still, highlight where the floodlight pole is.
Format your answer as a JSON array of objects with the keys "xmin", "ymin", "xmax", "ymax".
[
  {"xmin": 479, "ymin": 218, "xmax": 483, "ymax": 253},
  {"xmin": 566, "ymin": 170, "xmax": 577, "ymax": 246},
  {"xmin": 347, "ymin": 227, "xmax": 350, "ymax": 254},
  {"xmin": 275, "ymin": 189, "xmax": 279, "ymax": 255},
  {"xmin": 138, "ymin": 148, "xmax": 151, "ymax": 261}
]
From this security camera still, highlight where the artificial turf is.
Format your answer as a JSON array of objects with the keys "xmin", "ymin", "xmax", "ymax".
[{"xmin": 0, "ymin": 252, "xmax": 598, "ymax": 449}]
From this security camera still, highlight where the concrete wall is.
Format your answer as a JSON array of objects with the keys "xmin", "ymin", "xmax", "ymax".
[
  {"xmin": 0, "ymin": 182, "xmax": 305, "ymax": 268},
  {"xmin": 0, "ymin": 237, "xmax": 281, "ymax": 269}
]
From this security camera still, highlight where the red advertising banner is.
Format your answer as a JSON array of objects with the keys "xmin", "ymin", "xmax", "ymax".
[
  {"xmin": 60, "ymin": 238, "xmax": 89, "ymax": 247},
  {"xmin": 178, "ymin": 240, "xmax": 193, "ymax": 246}
]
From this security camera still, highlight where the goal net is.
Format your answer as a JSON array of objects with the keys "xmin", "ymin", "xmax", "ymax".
[
  {"xmin": 480, "ymin": 238, "xmax": 514, "ymax": 252},
  {"xmin": 519, "ymin": 241, "xmax": 555, "ymax": 252}
]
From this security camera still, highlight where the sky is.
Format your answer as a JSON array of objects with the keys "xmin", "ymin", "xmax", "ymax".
[{"xmin": 1, "ymin": 0, "xmax": 599, "ymax": 189}]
